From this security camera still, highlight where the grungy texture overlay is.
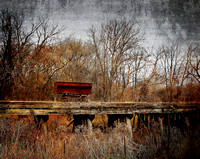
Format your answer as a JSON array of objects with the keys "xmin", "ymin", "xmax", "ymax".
[{"xmin": 1, "ymin": 0, "xmax": 200, "ymax": 48}]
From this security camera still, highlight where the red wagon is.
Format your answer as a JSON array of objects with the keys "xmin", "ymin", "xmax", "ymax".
[{"xmin": 54, "ymin": 82, "xmax": 92, "ymax": 102}]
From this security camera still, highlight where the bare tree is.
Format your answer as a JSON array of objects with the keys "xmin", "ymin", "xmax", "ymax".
[
  {"xmin": 137, "ymin": 49, "xmax": 162, "ymax": 102},
  {"xmin": 0, "ymin": 8, "xmax": 62, "ymax": 100},
  {"xmin": 53, "ymin": 38, "xmax": 93, "ymax": 83},
  {"xmin": 89, "ymin": 20, "xmax": 141, "ymax": 101},
  {"xmin": 0, "ymin": 9, "xmax": 28, "ymax": 99},
  {"xmin": 159, "ymin": 45, "xmax": 186, "ymax": 102},
  {"xmin": 130, "ymin": 47, "xmax": 149, "ymax": 101},
  {"xmin": 187, "ymin": 45, "xmax": 200, "ymax": 83}
]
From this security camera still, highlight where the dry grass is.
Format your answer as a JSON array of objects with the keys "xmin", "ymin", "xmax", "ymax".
[{"xmin": 0, "ymin": 116, "xmax": 199, "ymax": 159}]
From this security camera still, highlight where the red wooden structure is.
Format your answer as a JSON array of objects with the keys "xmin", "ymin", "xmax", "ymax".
[{"xmin": 54, "ymin": 82, "xmax": 92, "ymax": 101}]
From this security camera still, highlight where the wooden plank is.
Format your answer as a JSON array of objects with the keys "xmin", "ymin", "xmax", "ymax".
[
  {"xmin": 0, "ymin": 101, "xmax": 198, "ymax": 108},
  {"xmin": 0, "ymin": 107, "xmax": 198, "ymax": 115},
  {"xmin": 0, "ymin": 101, "xmax": 199, "ymax": 115}
]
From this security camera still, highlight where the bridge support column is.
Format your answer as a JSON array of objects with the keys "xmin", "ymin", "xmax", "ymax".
[
  {"xmin": 107, "ymin": 114, "xmax": 118, "ymax": 127},
  {"xmin": 126, "ymin": 117, "xmax": 132, "ymax": 138},
  {"xmin": 158, "ymin": 116, "xmax": 164, "ymax": 138},
  {"xmin": 107, "ymin": 114, "xmax": 133, "ymax": 136},
  {"xmin": 133, "ymin": 114, "xmax": 138, "ymax": 132},
  {"xmin": 86, "ymin": 117, "xmax": 93, "ymax": 134},
  {"xmin": 73, "ymin": 115, "xmax": 95, "ymax": 132},
  {"xmin": 185, "ymin": 116, "xmax": 190, "ymax": 130},
  {"xmin": 34, "ymin": 115, "xmax": 49, "ymax": 127},
  {"xmin": 34, "ymin": 115, "xmax": 49, "ymax": 136}
]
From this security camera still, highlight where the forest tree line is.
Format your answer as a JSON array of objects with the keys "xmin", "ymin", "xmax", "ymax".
[{"xmin": 0, "ymin": 9, "xmax": 199, "ymax": 102}]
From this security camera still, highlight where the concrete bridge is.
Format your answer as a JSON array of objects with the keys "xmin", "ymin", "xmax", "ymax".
[{"xmin": 0, "ymin": 101, "xmax": 199, "ymax": 135}]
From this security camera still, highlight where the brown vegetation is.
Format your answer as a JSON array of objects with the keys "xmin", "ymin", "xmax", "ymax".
[{"xmin": 0, "ymin": 116, "xmax": 199, "ymax": 159}]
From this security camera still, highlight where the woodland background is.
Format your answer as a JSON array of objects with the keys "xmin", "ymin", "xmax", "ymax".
[
  {"xmin": 0, "ymin": 8, "xmax": 199, "ymax": 102},
  {"xmin": 0, "ymin": 6, "xmax": 200, "ymax": 159}
]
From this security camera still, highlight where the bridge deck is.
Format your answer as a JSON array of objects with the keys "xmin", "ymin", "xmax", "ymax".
[{"xmin": 0, "ymin": 101, "xmax": 199, "ymax": 115}]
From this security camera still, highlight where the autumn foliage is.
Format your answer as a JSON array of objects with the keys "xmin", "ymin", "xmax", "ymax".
[{"xmin": 0, "ymin": 9, "xmax": 199, "ymax": 102}]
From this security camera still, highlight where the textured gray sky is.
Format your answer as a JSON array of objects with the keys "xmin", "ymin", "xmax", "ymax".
[{"xmin": 1, "ymin": 0, "xmax": 200, "ymax": 48}]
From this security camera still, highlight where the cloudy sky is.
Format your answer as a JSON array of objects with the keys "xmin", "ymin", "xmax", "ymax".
[{"xmin": 1, "ymin": 0, "xmax": 200, "ymax": 49}]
